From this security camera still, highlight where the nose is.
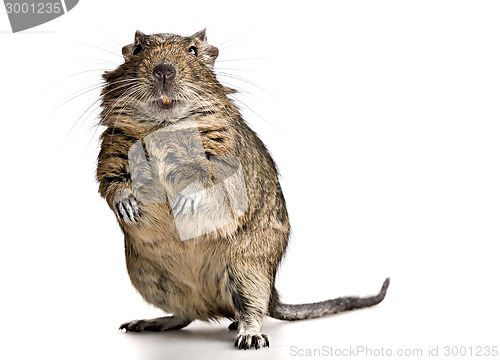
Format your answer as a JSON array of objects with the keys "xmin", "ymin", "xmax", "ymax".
[{"xmin": 153, "ymin": 64, "xmax": 176, "ymax": 82}]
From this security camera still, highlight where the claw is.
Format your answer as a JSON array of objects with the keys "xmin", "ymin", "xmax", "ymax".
[
  {"xmin": 113, "ymin": 189, "xmax": 140, "ymax": 223},
  {"xmin": 234, "ymin": 333, "xmax": 270, "ymax": 350},
  {"xmin": 171, "ymin": 183, "xmax": 206, "ymax": 219},
  {"xmin": 171, "ymin": 197, "xmax": 187, "ymax": 218}
]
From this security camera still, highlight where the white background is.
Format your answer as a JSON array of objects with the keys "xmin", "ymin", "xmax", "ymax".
[{"xmin": 1, "ymin": 1, "xmax": 499, "ymax": 359}]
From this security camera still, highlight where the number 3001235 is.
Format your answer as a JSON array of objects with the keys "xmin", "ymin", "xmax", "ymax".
[{"xmin": 5, "ymin": 2, "xmax": 62, "ymax": 14}]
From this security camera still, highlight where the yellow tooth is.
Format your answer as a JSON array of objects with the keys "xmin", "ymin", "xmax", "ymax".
[{"xmin": 160, "ymin": 94, "xmax": 171, "ymax": 105}]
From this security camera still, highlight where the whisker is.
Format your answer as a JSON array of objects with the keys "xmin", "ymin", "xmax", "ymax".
[
  {"xmin": 181, "ymin": 84, "xmax": 241, "ymax": 148},
  {"xmin": 75, "ymin": 57, "xmax": 119, "ymax": 66},
  {"xmin": 73, "ymin": 41, "xmax": 122, "ymax": 59},
  {"xmin": 105, "ymin": 85, "xmax": 151, "ymax": 145},
  {"xmin": 215, "ymin": 71, "xmax": 276, "ymax": 96},
  {"xmin": 216, "ymin": 57, "xmax": 282, "ymax": 63},
  {"xmin": 52, "ymin": 78, "xmax": 140, "ymax": 123},
  {"xmin": 46, "ymin": 68, "xmax": 109, "ymax": 91},
  {"xmin": 216, "ymin": 27, "xmax": 259, "ymax": 48},
  {"xmin": 66, "ymin": 80, "xmax": 143, "ymax": 151},
  {"xmin": 230, "ymin": 95, "xmax": 286, "ymax": 137}
]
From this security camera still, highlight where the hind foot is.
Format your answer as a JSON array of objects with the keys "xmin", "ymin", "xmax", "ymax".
[
  {"xmin": 119, "ymin": 316, "xmax": 191, "ymax": 332},
  {"xmin": 234, "ymin": 331, "xmax": 270, "ymax": 350}
]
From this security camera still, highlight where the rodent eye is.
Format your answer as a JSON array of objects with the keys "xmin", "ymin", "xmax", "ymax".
[
  {"xmin": 188, "ymin": 46, "xmax": 198, "ymax": 56},
  {"xmin": 132, "ymin": 44, "xmax": 143, "ymax": 56}
]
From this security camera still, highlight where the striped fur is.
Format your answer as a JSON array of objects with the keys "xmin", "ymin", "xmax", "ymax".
[{"xmin": 96, "ymin": 30, "xmax": 389, "ymax": 350}]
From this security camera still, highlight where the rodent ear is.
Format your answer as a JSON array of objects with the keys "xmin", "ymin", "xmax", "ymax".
[
  {"xmin": 203, "ymin": 44, "xmax": 219, "ymax": 69},
  {"xmin": 122, "ymin": 43, "xmax": 134, "ymax": 60},
  {"xmin": 191, "ymin": 29, "xmax": 219, "ymax": 69},
  {"xmin": 134, "ymin": 30, "xmax": 147, "ymax": 43},
  {"xmin": 192, "ymin": 29, "xmax": 207, "ymax": 42},
  {"xmin": 122, "ymin": 30, "xmax": 147, "ymax": 60}
]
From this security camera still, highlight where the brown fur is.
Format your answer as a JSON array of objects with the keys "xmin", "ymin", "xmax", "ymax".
[{"xmin": 96, "ymin": 29, "xmax": 389, "ymax": 350}]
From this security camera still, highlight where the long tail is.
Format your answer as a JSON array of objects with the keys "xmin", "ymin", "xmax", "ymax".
[{"xmin": 269, "ymin": 278, "xmax": 390, "ymax": 321}]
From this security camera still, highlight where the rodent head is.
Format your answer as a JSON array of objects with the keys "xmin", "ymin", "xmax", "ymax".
[{"xmin": 101, "ymin": 29, "xmax": 227, "ymax": 126}]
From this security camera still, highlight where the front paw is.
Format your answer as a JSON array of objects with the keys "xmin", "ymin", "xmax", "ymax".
[
  {"xmin": 171, "ymin": 183, "xmax": 207, "ymax": 218},
  {"xmin": 234, "ymin": 332, "xmax": 270, "ymax": 350},
  {"xmin": 113, "ymin": 189, "xmax": 140, "ymax": 223}
]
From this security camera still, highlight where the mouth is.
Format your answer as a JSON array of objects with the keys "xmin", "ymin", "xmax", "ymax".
[{"xmin": 152, "ymin": 94, "xmax": 178, "ymax": 110}]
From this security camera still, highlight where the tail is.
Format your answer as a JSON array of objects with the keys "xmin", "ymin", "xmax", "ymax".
[{"xmin": 269, "ymin": 278, "xmax": 390, "ymax": 321}]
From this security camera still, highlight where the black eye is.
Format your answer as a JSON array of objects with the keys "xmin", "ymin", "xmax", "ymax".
[
  {"xmin": 132, "ymin": 44, "xmax": 143, "ymax": 55},
  {"xmin": 188, "ymin": 46, "xmax": 198, "ymax": 56}
]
